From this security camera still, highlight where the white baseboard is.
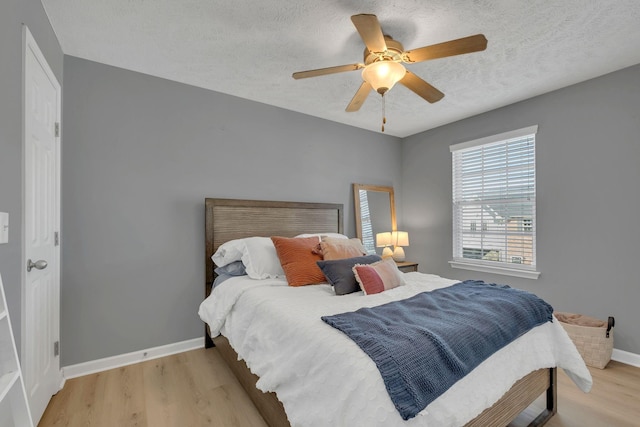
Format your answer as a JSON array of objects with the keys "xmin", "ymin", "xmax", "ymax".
[
  {"xmin": 612, "ymin": 348, "xmax": 640, "ymax": 368},
  {"xmin": 62, "ymin": 337, "xmax": 204, "ymax": 380}
]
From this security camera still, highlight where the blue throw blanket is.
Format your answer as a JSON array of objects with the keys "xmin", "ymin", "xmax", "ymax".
[{"xmin": 321, "ymin": 280, "xmax": 554, "ymax": 420}]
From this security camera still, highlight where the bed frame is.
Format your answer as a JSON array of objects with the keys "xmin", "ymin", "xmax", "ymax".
[{"xmin": 204, "ymin": 197, "xmax": 556, "ymax": 427}]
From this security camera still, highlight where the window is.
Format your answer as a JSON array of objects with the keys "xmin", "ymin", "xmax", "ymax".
[{"xmin": 449, "ymin": 126, "xmax": 540, "ymax": 279}]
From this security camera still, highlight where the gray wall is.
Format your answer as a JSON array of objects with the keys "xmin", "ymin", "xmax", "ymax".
[
  {"xmin": 401, "ymin": 64, "xmax": 640, "ymax": 354},
  {"xmin": 61, "ymin": 56, "xmax": 402, "ymax": 366},
  {"xmin": 0, "ymin": 0, "xmax": 63, "ymax": 358}
]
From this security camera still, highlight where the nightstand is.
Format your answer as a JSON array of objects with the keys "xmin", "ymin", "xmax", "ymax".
[{"xmin": 395, "ymin": 261, "xmax": 418, "ymax": 273}]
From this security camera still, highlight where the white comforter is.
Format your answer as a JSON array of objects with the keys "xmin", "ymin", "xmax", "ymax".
[{"xmin": 198, "ymin": 272, "xmax": 592, "ymax": 427}]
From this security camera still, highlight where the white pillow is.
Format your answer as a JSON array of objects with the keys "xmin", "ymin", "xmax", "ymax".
[
  {"xmin": 211, "ymin": 238, "xmax": 245, "ymax": 267},
  {"xmin": 241, "ymin": 237, "xmax": 285, "ymax": 279},
  {"xmin": 211, "ymin": 237, "xmax": 284, "ymax": 279},
  {"xmin": 295, "ymin": 233, "xmax": 349, "ymax": 241}
]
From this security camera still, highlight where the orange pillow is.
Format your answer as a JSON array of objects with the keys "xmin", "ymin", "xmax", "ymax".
[
  {"xmin": 271, "ymin": 236, "xmax": 326, "ymax": 287},
  {"xmin": 319, "ymin": 237, "xmax": 367, "ymax": 260}
]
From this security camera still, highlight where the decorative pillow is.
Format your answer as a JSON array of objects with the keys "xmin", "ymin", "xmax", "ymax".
[
  {"xmin": 317, "ymin": 255, "xmax": 382, "ymax": 295},
  {"xmin": 319, "ymin": 237, "xmax": 367, "ymax": 261},
  {"xmin": 214, "ymin": 260, "xmax": 246, "ymax": 277},
  {"xmin": 353, "ymin": 258, "xmax": 406, "ymax": 295},
  {"xmin": 212, "ymin": 237, "xmax": 284, "ymax": 279},
  {"xmin": 271, "ymin": 236, "xmax": 326, "ymax": 287}
]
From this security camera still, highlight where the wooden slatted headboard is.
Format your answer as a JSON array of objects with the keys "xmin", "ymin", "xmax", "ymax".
[{"xmin": 205, "ymin": 198, "xmax": 344, "ymax": 287}]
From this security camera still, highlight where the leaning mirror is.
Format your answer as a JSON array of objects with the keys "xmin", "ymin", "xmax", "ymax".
[{"xmin": 353, "ymin": 184, "xmax": 396, "ymax": 255}]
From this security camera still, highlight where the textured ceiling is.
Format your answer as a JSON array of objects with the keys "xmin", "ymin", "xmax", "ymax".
[{"xmin": 42, "ymin": 0, "xmax": 640, "ymax": 137}]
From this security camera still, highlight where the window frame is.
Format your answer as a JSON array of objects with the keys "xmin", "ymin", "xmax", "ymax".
[{"xmin": 449, "ymin": 126, "xmax": 541, "ymax": 280}]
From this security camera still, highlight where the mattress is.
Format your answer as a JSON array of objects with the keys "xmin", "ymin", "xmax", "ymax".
[{"xmin": 199, "ymin": 272, "xmax": 592, "ymax": 427}]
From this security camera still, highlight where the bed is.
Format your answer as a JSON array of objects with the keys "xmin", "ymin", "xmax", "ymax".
[{"xmin": 200, "ymin": 198, "xmax": 591, "ymax": 427}]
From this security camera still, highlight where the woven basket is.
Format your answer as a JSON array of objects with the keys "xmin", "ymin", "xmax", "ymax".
[{"xmin": 555, "ymin": 312, "xmax": 615, "ymax": 369}]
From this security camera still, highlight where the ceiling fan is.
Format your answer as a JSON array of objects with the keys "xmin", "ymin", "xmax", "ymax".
[{"xmin": 292, "ymin": 14, "xmax": 487, "ymax": 125}]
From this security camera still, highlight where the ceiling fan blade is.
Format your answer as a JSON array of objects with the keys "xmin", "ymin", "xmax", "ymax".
[
  {"xmin": 403, "ymin": 34, "xmax": 487, "ymax": 63},
  {"xmin": 351, "ymin": 14, "xmax": 387, "ymax": 53},
  {"xmin": 346, "ymin": 81, "xmax": 372, "ymax": 112},
  {"xmin": 292, "ymin": 63, "xmax": 364, "ymax": 80},
  {"xmin": 399, "ymin": 71, "xmax": 444, "ymax": 103}
]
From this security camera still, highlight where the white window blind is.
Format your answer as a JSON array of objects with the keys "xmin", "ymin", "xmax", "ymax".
[{"xmin": 450, "ymin": 126, "xmax": 537, "ymax": 275}]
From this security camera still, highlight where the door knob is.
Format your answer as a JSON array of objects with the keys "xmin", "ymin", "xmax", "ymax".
[{"xmin": 27, "ymin": 259, "xmax": 48, "ymax": 272}]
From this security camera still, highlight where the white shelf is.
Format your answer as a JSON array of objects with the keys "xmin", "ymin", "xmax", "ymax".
[
  {"xmin": 0, "ymin": 371, "xmax": 19, "ymax": 402},
  {"xmin": 0, "ymin": 273, "xmax": 34, "ymax": 426}
]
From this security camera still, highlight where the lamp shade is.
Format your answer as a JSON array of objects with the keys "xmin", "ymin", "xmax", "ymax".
[
  {"xmin": 361, "ymin": 61, "xmax": 406, "ymax": 95},
  {"xmin": 392, "ymin": 231, "xmax": 409, "ymax": 247},
  {"xmin": 376, "ymin": 232, "xmax": 392, "ymax": 247}
]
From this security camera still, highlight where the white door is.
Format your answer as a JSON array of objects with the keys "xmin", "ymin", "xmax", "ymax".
[{"xmin": 22, "ymin": 25, "xmax": 62, "ymax": 424}]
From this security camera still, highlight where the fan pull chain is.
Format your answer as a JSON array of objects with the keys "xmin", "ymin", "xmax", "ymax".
[{"xmin": 381, "ymin": 94, "xmax": 386, "ymax": 132}]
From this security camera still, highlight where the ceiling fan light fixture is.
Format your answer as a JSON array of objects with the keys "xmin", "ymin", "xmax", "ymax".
[{"xmin": 361, "ymin": 61, "xmax": 406, "ymax": 95}]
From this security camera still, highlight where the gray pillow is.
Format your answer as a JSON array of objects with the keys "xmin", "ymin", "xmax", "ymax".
[
  {"xmin": 317, "ymin": 255, "xmax": 382, "ymax": 295},
  {"xmin": 212, "ymin": 273, "xmax": 234, "ymax": 289},
  {"xmin": 214, "ymin": 260, "xmax": 246, "ymax": 277}
]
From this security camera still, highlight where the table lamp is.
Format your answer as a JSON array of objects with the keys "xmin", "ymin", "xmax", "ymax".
[
  {"xmin": 376, "ymin": 232, "xmax": 393, "ymax": 258},
  {"xmin": 391, "ymin": 231, "xmax": 409, "ymax": 262}
]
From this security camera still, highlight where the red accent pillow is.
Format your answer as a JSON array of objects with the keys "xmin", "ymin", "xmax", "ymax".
[
  {"xmin": 353, "ymin": 258, "xmax": 405, "ymax": 295},
  {"xmin": 271, "ymin": 236, "xmax": 326, "ymax": 287}
]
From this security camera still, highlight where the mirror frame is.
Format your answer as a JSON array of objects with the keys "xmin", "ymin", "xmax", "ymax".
[{"xmin": 353, "ymin": 183, "xmax": 397, "ymax": 244}]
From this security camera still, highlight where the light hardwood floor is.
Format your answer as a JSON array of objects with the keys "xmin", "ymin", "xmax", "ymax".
[
  {"xmin": 40, "ymin": 348, "xmax": 267, "ymax": 427},
  {"xmin": 39, "ymin": 348, "xmax": 640, "ymax": 427},
  {"xmin": 511, "ymin": 360, "xmax": 640, "ymax": 427}
]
